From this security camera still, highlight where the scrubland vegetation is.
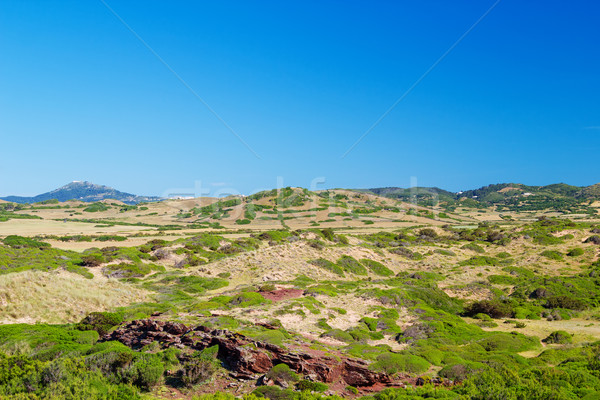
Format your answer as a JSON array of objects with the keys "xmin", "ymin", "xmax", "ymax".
[{"xmin": 1, "ymin": 186, "xmax": 600, "ymax": 399}]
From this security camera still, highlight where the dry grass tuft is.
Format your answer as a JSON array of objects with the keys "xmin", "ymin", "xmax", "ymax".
[{"xmin": 0, "ymin": 270, "xmax": 149, "ymax": 324}]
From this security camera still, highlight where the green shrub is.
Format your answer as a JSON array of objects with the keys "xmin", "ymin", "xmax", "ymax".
[
  {"xmin": 212, "ymin": 292, "xmax": 270, "ymax": 308},
  {"xmin": 487, "ymin": 275, "xmax": 518, "ymax": 285},
  {"xmin": 545, "ymin": 295, "xmax": 586, "ymax": 310},
  {"xmin": 460, "ymin": 256, "xmax": 500, "ymax": 266},
  {"xmin": 295, "ymin": 380, "xmax": 328, "ymax": 392},
  {"xmin": 567, "ymin": 248, "xmax": 585, "ymax": 257},
  {"xmin": 321, "ymin": 329, "xmax": 354, "ymax": 343},
  {"xmin": 181, "ymin": 346, "xmax": 219, "ymax": 387},
  {"xmin": 439, "ymin": 363, "xmax": 481, "ymax": 382},
  {"xmin": 80, "ymin": 253, "xmax": 105, "ymax": 267},
  {"xmin": 83, "ymin": 203, "xmax": 110, "ymax": 212},
  {"xmin": 3, "ymin": 235, "xmax": 50, "ymax": 249},
  {"xmin": 77, "ymin": 312, "xmax": 124, "ymax": 336},
  {"xmin": 540, "ymin": 250, "xmax": 563, "ymax": 260},
  {"xmin": 360, "ymin": 259, "xmax": 393, "ymax": 276},
  {"xmin": 337, "ymin": 255, "xmax": 367, "ymax": 275},
  {"xmin": 542, "ymin": 330, "xmax": 573, "ymax": 344},
  {"xmin": 123, "ymin": 353, "xmax": 164, "ymax": 390},
  {"xmin": 266, "ymin": 363, "xmax": 299, "ymax": 385},
  {"xmin": 585, "ymin": 235, "xmax": 600, "ymax": 245},
  {"xmin": 465, "ymin": 300, "xmax": 514, "ymax": 318},
  {"xmin": 320, "ymin": 228, "xmax": 335, "ymax": 241},
  {"xmin": 102, "ymin": 263, "xmax": 152, "ymax": 278},
  {"xmin": 434, "ymin": 249, "xmax": 456, "ymax": 257},
  {"xmin": 253, "ymin": 385, "xmax": 297, "ymax": 400},
  {"xmin": 462, "ymin": 243, "xmax": 485, "ymax": 253},
  {"xmin": 346, "ymin": 386, "xmax": 359, "ymax": 394},
  {"xmin": 477, "ymin": 332, "xmax": 539, "ymax": 352},
  {"xmin": 95, "ymin": 235, "xmax": 127, "ymax": 242},
  {"xmin": 309, "ymin": 258, "xmax": 344, "ymax": 277},
  {"xmin": 370, "ymin": 353, "xmax": 430, "ymax": 375}
]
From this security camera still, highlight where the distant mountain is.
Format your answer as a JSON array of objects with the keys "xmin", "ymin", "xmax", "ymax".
[{"xmin": 1, "ymin": 181, "xmax": 162, "ymax": 205}]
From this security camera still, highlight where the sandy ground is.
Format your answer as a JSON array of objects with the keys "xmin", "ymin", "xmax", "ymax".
[
  {"xmin": 0, "ymin": 219, "xmax": 153, "ymax": 236},
  {"xmin": 467, "ymin": 317, "xmax": 600, "ymax": 343}
]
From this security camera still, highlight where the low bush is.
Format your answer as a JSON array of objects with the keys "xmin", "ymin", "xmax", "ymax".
[
  {"xmin": 567, "ymin": 248, "xmax": 585, "ymax": 257},
  {"xmin": 83, "ymin": 203, "xmax": 110, "ymax": 213},
  {"xmin": 460, "ymin": 256, "xmax": 500, "ymax": 267},
  {"xmin": 337, "ymin": 255, "xmax": 367, "ymax": 275},
  {"xmin": 295, "ymin": 380, "xmax": 328, "ymax": 392},
  {"xmin": 545, "ymin": 295, "xmax": 587, "ymax": 310},
  {"xmin": 370, "ymin": 353, "xmax": 430, "ymax": 375},
  {"xmin": 121, "ymin": 353, "xmax": 164, "ymax": 389},
  {"xmin": 181, "ymin": 346, "xmax": 219, "ymax": 387},
  {"xmin": 462, "ymin": 243, "xmax": 485, "ymax": 253},
  {"xmin": 77, "ymin": 312, "xmax": 124, "ymax": 336},
  {"xmin": 309, "ymin": 258, "xmax": 344, "ymax": 277},
  {"xmin": 465, "ymin": 300, "xmax": 514, "ymax": 318},
  {"xmin": 540, "ymin": 250, "xmax": 563, "ymax": 260},
  {"xmin": 585, "ymin": 236, "xmax": 600, "ymax": 245},
  {"xmin": 3, "ymin": 235, "xmax": 49, "ymax": 249},
  {"xmin": 360, "ymin": 259, "xmax": 393, "ymax": 276},
  {"xmin": 266, "ymin": 363, "xmax": 299, "ymax": 386},
  {"xmin": 543, "ymin": 330, "xmax": 572, "ymax": 344}
]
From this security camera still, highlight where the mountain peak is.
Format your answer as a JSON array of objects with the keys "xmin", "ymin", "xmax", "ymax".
[{"xmin": 1, "ymin": 182, "xmax": 162, "ymax": 205}]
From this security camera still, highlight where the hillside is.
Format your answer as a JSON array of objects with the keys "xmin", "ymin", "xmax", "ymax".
[
  {"xmin": 2, "ymin": 183, "xmax": 600, "ymax": 399},
  {"xmin": 362, "ymin": 182, "xmax": 600, "ymax": 214},
  {"xmin": 1, "ymin": 181, "xmax": 163, "ymax": 205},
  {"xmin": 1, "ymin": 210, "xmax": 600, "ymax": 398},
  {"xmin": 0, "ymin": 187, "xmax": 474, "ymax": 243}
]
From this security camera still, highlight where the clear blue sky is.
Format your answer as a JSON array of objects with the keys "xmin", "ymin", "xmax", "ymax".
[{"xmin": 1, "ymin": 1, "xmax": 599, "ymax": 197}]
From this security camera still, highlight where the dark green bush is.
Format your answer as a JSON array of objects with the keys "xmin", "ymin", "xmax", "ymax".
[
  {"xmin": 462, "ymin": 243, "xmax": 485, "ymax": 253},
  {"xmin": 181, "ymin": 346, "xmax": 219, "ymax": 387},
  {"xmin": 543, "ymin": 330, "xmax": 572, "ymax": 344},
  {"xmin": 567, "ymin": 248, "xmax": 585, "ymax": 257},
  {"xmin": 540, "ymin": 250, "xmax": 563, "ymax": 260},
  {"xmin": 309, "ymin": 258, "xmax": 344, "ymax": 277},
  {"xmin": 3, "ymin": 235, "xmax": 50, "ymax": 249},
  {"xmin": 266, "ymin": 363, "xmax": 299, "ymax": 385},
  {"xmin": 465, "ymin": 300, "xmax": 514, "ymax": 318},
  {"xmin": 295, "ymin": 380, "xmax": 328, "ymax": 392},
  {"xmin": 360, "ymin": 259, "xmax": 393, "ymax": 276},
  {"xmin": 83, "ymin": 203, "xmax": 110, "ymax": 212},
  {"xmin": 370, "ymin": 353, "xmax": 430, "ymax": 375},
  {"xmin": 545, "ymin": 295, "xmax": 587, "ymax": 310},
  {"xmin": 337, "ymin": 255, "xmax": 367, "ymax": 275},
  {"xmin": 121, "ymin": 353, "xmax": 164, "ymax": 390},
  {"xmin": 77, "ymin": 312, "xmax": 124, "ymax": 336}
]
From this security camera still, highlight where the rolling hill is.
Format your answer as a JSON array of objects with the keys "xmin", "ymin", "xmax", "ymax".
[{"xmin": 361, "ymin": 182, "xmax": 600, "ymax": 213}]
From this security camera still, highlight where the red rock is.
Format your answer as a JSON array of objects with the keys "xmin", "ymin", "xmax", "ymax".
[{"xmin": 101, "ymin": 319, "xmax": 394, "ymax": 387}]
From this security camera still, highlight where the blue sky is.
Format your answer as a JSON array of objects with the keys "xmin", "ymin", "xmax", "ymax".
[{"xmin": 1, "ymin": 1, "xmax": 599, "ymax": 197}]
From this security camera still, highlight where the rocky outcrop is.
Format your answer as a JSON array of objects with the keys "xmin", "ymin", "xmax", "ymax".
[{"xmin": 102, "ymin": 319, "xmax": 391, "ymax": 387}]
